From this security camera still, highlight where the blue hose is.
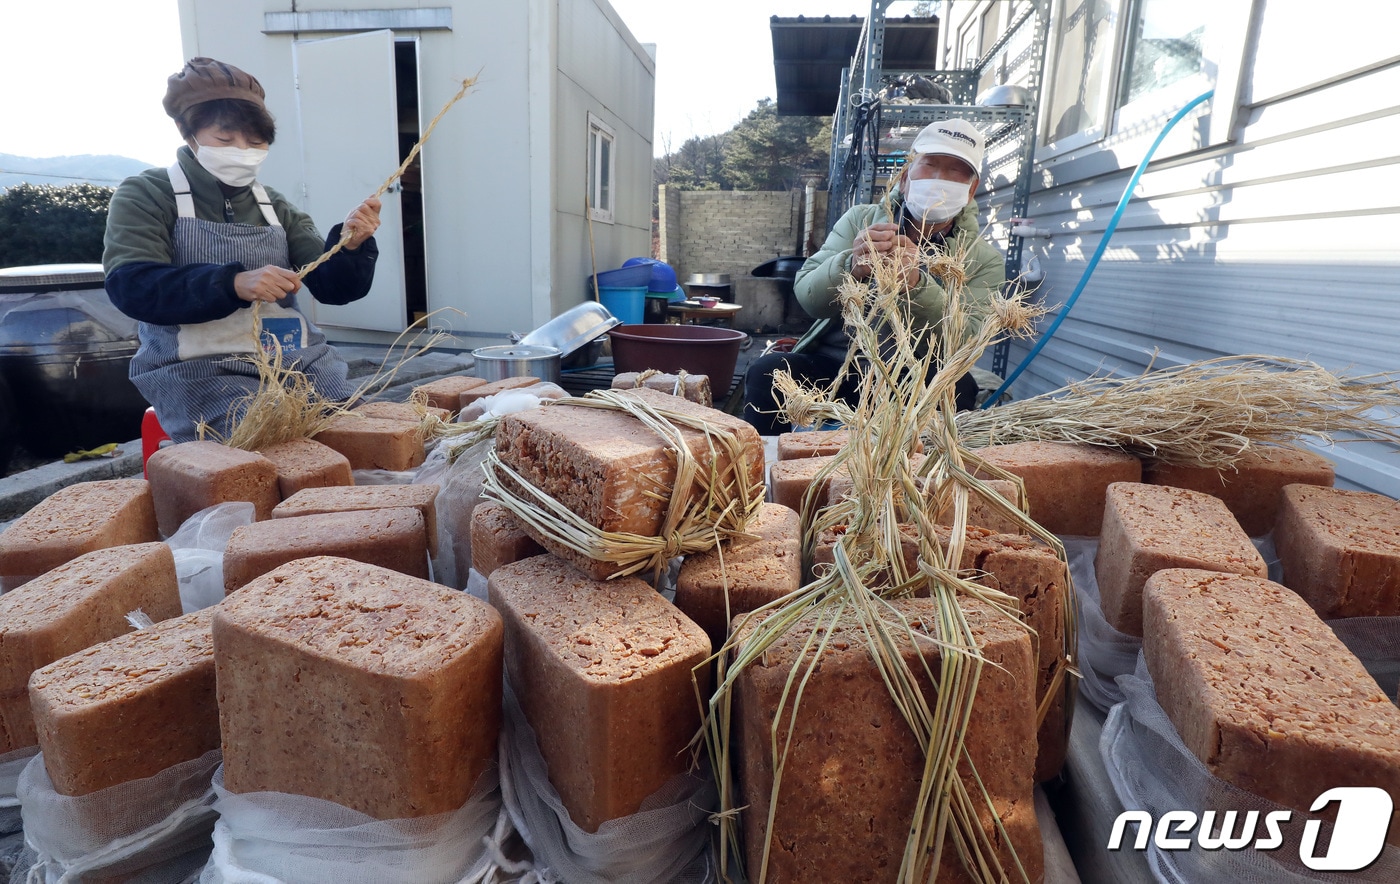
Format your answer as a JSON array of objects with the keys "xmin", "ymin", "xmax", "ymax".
[{"xmin": 981, "ymin": 88, "xmax": 1215, "ymax": 408}]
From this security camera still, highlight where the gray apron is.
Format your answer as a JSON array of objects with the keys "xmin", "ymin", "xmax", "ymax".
[{"xmin": 130, "ymin": 159, "xmax": 353, "ymax": 443}]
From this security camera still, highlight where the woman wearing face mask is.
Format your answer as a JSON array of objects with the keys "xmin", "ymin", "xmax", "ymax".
[
  {"xmin": 103, "ymin": 57, "xmax": 381, "ymax": 443},
  {"xmin": 743, "ymin": 119, "xmax": 1005, "ymax": 435}
]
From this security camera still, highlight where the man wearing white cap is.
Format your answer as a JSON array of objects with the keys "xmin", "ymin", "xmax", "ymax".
[{"xmin": 743, "ymin": 118, "xmax": 1004, "ymax": 434}]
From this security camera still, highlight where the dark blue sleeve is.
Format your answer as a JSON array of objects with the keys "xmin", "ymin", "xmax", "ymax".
[
  {"xmin": 303, "ymin": 223, "xmax": 379, "ymax": 306},
  {"xmin": 105, "ymin": 261, "xmax": 247, "ymax": 325}
]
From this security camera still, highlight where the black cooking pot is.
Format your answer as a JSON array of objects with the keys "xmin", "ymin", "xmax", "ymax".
[{"xmin": 751, "ymin": 255, "xmax": 805, "ymax": 280}]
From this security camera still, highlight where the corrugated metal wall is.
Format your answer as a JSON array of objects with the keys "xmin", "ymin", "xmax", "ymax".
[{"xmin": 979, "ymin": 6, "xmax": 1400, "ymax": 497}]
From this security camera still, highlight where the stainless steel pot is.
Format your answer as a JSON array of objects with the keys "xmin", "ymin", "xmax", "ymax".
[{"xmin": 471, "ymin": 344, "xmax": 561, "ymax": 384}]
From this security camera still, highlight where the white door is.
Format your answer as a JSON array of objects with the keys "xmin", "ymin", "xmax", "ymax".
[{"xmin": 293, "ymin": 30, "xmax": 406, "ymax": 332}]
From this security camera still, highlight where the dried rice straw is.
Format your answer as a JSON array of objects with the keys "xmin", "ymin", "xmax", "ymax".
[
  {"xmin": 478, "ymin": 390, "xmax": 765, "ymax": 579},
  {"xmin": 954, "ymin": 355, "xmax": 1400, "ymax": 467},
  {"xmin": 703, "ymin": 210, "xmax": 1076, "ymax": 884}
]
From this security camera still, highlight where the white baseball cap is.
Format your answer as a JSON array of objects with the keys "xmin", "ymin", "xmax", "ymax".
[{"xmin": 910, "ymin": 118, "xmax": 984, "ymax": 177}]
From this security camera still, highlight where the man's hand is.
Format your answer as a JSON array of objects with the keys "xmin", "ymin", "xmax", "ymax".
[
  {"xmin": 342, "ymin": 196, "xmax": 382, "ymax": 250},
  {"xmin": 233, "ymin": 265, "xmax": 301, "ymax": 304},
  {"xmin": 851, "ymin": 222, "xmax": 922, "ymax": 289}
]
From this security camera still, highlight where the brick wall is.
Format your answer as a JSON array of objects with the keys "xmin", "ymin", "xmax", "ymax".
[{"xmin": 658, "ymin": 188, "xmax": 825, "ymax": 284}]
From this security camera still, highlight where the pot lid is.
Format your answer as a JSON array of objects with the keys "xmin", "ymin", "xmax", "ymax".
[{"xmin": 471, "ymin": 344, "xmax": 561, "ymax": 360}]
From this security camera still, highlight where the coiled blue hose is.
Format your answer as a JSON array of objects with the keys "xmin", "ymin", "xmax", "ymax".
[{"xmin": 981, "ymin": 88, "xmax": 1216, "ymax": 408}]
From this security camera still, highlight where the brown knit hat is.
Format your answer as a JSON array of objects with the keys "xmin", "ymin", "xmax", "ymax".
[{"xmin": 163, "ymin": 57, "xmax": 267, "ymax": 120}]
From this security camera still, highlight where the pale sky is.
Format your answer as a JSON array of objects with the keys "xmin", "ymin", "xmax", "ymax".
[{"xmin": 0, "ymin": 0, "xmax": 924, "ymax": 167}]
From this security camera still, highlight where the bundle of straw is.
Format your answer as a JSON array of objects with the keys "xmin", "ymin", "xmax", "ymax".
[
  {"xmin": 478, "ymin": 390, "xmax": 765, "ymax": 580},
  {"xmin": 703, "ymin": 217, "xmax": 1073, "ymax": 883},
  {"xmin": 954, "ymin": 355, "xmax": 1400, "ymax": 467}
]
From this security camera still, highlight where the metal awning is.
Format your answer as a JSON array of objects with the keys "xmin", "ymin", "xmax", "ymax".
[{"xmin": 770, "ymin": 14, "xmax": 940, "ymax": 117}]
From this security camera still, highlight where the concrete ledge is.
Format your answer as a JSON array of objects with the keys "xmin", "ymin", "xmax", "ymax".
[{"xmin": 0, "ymin": 438, "xmax": 144, "ymax": 523}]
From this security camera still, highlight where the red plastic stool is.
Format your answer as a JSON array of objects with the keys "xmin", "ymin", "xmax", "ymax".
[{"xmin": 141, "ymin": 407, "xmax": 169, "ymax": 476}]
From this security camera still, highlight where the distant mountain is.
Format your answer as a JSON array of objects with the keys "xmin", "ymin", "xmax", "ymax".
[{"xmin": 0, "ymin": 154, "xmax": 152, "ymax": 190}]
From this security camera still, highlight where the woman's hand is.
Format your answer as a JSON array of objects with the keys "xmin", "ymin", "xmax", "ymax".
[
  {"xmin": 234, "ymin": 265, "xmax": 301, "ymax": 304},
  {"xmin": 342, "ymin": 196, "xmax": 382, "ymax": 250}
]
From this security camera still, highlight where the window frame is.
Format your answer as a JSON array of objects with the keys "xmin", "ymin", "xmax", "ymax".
[{"xmin": 587, "ymin": 112, "xmax": 616, "ymax": 225}]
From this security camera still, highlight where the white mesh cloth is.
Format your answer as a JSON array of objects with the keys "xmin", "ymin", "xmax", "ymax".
[
  {"xmin": 0, "ymin": 748, "xmax": 39, "ymax": 876},
  {"xmin": 1103, "ymin": 653, "xmax": 1400, "ymax": 883},
  {"xmin": 165, "ymin": 502, "xmax": 256, "ymax": 612},
  {"xmin": 197, "ymin": 764, "xmax": 504, "ymax": 884},
  {"xmin": 498, "ymin": 682, "xmax": 717, "ymax": 884},
  {"xmin": 12, "ymin": 749, "xmax": 220, "ymax": 884},
  {"xmin": 1073, "ymin": 534, "xmax": 1283, "ymax": 713},
  {"xmin": 415, "ymin": 438, "xmax": 489, "ymax": 590}
]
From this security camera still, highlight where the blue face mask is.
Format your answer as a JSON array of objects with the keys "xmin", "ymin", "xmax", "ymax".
[{"xmin": 902, "ymin": 177, "xmax": 968, "ymax": 224}]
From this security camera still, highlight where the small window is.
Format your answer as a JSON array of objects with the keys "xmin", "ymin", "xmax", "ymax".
[
  {"xmin": 588, "ymin": 114, "xmax": 615, "ymax": 224},
  {"xmin": 1118, "ymin": 0, "xmax": 1210, "ymax": 108}
]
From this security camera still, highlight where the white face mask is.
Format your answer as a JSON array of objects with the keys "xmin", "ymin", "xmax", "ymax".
[
  {"xmin": 901, "ymin": 177, "xmax": 969, "ymax": 224},
  {"xmin": 194, "ymin": 144, "xmax": 267, "ymax": 187}
]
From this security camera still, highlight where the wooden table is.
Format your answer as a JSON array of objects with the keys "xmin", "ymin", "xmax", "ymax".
[{"xmin": 667, "ymin": 301, "xmax": 743, "ymax": 326}]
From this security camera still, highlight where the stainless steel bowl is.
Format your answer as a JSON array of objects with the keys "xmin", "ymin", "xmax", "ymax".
[
  {"xmin": 685, "ymin": 273, "xmax": 732, "ymax": 287},
  {"xmin": 518, "ymin": 301, "xmax": 621, "ymax": 367},
  {"xmin": 472, "ymin": 344, "xmax": 562, "ymax": 384},
  {"xmin": 976, "ymin": 84, "xmax": 1032, "ymax": 107}
]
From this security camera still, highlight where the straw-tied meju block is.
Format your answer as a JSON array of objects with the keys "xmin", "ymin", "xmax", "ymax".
[
  {"xmin": 1274, "ymin": 483, "xmax": 1400, "ymax": 618},
  {"xmin": 0, "ymin": 543, "xmax": 182, "ymax": 753},
  {"xmin": 213, "ymin": 556, "xmax": 503, "ymax": 820},
  {"xmin": 610, "ymin": 371, "xmax": 713, "ymax": 408},
  {"xmin": 222, "ymin": 507, "xmax": 430, "ymax": 594},
  {"xmin": 488, "ymin": 554, "xmax": 710, "ymax": 833},
  {"xmin": 675, "ymin": 502, "xmax": 802, "ymax": 648},
  {"xmin": 1095, "ymin": 482, "xmax": 1266, "ymax": 637},
  {"xmin": 0, "ymin": 478, "xmax": 158, "ymax": 585},
  {"xmin": 352, "ymin": 400, "xmax": 453, "ymax": 424},
  {"xmin": 491, "ymin": 387, "xmax": 765, "ymax": 580},
  {"xmin": 29, "ymin": 608, "xmax": 218, "ymax": 796},
  {"xmin": 1144, "ymin": 568, "xmax": 1400, "ymax": 844},
  {"xmin": 256, "ymin": 437, "xmax": 353, "ymax": 499},
  {"xmin": 1143, "ymin": 444, "xmax": 1335, "ymax": 537},
  {"xmin": 824, "ymin": 472, "xmax": 1027, "ymax": 536},
  {"xmin": 810, "ymin": 525, "xmax": 1070, "ymax": 782},
  {"xmin": 146, "ymin": 441, "xmax": 281, "ymax": 536},
  {"xmin": 734, "ymin": 595, "xmax": 1043, "ymax": 883},
  {"xmin": 975, "ymin": 440, "xmax": 1141, "ymax": 536}
]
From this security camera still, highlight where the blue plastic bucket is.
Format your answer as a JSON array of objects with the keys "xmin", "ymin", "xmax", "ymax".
[{"xmin": 596, "ymin": 285, "xmax": 646, "ymax": 325}]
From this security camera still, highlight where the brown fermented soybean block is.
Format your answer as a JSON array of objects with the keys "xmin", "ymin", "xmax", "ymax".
[
  {"xmin": 610, "ymin": 371, "xmax": 712, "ymax": 408},
  {"xmin": 146, "ymin": 441, "xmax": 280, "ymax": 536},
  {"xmin": 459, "ymin": 376, "xmax": 542, "ymax": 409},
  {"xmin": 0, "ymin": 478, "xmax": 158, "ymax": 582},
  {"xmin": 1274, "ymin": 484, "xmax": 1400, "ymax": 618},
  {"xmin": 214, "ymin": 556, "xmax": 503, "ymax": 819},
  {"xmin": 313, "ymin": 414, "xmax": 426, "ymax": 472},
  {"xmin": 825, "ymin": 474, "xmax": 1025, "ymax": 535},
  {"xmin": 0, "ymin": 543, "xmax": 182, "ymax": 752},
  {"xmin": 675, "ymin": 502, "xmax": 801, "ymax": 646},
  {"xmin": 977, "ymin": 440, "xmax": 1141, "ymax": 535},
  {"xmin": 488, "ymin": 555, "xmax": 711, "ymax": 833},
  {"xmin": 1095, "ymin": 482, "xmax": 1266, "ymax": 637},
  {"xmin": 223, "ymin": 507, "xmax": 429, "ymax": 594},
  {"xmin": 776, "ymin": 429, "xmax": 850, "ymax": 461},
  {"xmin": 493, "ymin": 387, "xmax": 764, "ymax": 579},
  {"xmin": 412, "ymin": 375, "xmax": 488, "ymax": 413},
  {"xmin": 1143, "ymin": 568, "xmax": 1400, "ymax": 844},
  {"xmin": 256, "ymin": 437, "xmax": 353, "ymax": 499},
  {"xmin": 1144, "ymin": 445, "xmax": 1335, "ymax": 536},
  {"xmin": 769, "ymin": 455, "xmax": 846, "ymax": 514},
  {"xmin": 29, "ymin": 608, "xmax": 218, "ymax": 796},
  {"xmin": 273, "ymin": 484, "xmax": 440, "ymax": 556},
  {"xmin": 469, "ymin": 501, "xmax": 544, "ymax": 578},
  {"xmin": 736, "ymin": 596, "xmax": 1042, "ymax": 883},
  {"xmin": 353, "ymin": 400, "xmax": 453, "ymax": 423}
]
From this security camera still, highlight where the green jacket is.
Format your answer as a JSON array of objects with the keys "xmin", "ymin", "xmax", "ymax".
[
  {"xmin": 103, "ymin": 146, "xmax": 331, "ymax": 273},
  {"xmin": 792, "ymin": 195, "xmax": 1005, "ymax": 355}
]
